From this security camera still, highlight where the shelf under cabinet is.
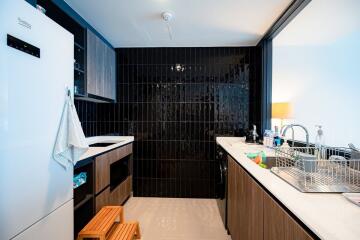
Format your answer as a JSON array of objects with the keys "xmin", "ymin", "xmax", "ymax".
[{"xmin": 74, "ymin": 194, "xmax": 93, "ymax": 211}]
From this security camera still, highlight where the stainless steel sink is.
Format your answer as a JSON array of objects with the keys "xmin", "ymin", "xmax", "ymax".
[
  {"xmin": 89, "ymin": 140, "xmax": 124, "ymax": 147},
  {"xmin": 261, "ymin": 156, "xmax": 276, "ymax": 169},
  {"xmin": 260, "ymin": 156, "xmax": 294, "ymax": 169},
  {"xmin": 89, "ymin": 142, "xmax": 115, "ymax": 147}
]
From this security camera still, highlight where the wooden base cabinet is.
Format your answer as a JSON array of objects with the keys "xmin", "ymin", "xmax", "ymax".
[
  {"xmin": 95, "ymin": 143, "xmax": 133, "ymax": 195},
  {"xmin": 94, "ymin": 144, "xmax": 133, "ymax": 213},
  {"xmin": 227, "ymin": 155, "xmax": 263, "ymax": 240},
  {"xmin": 95, "ymin": 177, "xmax": 132, "ymax": 213},
  {"xmin": 227, "ymin": 155, "xmax": 314, "ymax": 240}
]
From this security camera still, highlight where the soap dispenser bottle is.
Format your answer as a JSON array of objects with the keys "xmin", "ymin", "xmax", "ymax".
[
  {"xmin": 273, "ymin": 126, "xmax": 281, "ymax": 147},
  {"xmin": 252, "ymin": 125, "xmax": 259, "ymax": 143},
  {"xmin": 314, "ymin": 125, "xmax": 325, "ymax": 160}
]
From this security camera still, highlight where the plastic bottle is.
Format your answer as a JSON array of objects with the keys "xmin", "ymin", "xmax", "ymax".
[
  {"xmin": 252, "ymin": 124, "xmax": 258, "ymax": 143},
  {"xmin": 273, "ymin": 126, "xmax": 281, "ymax": 147},
  {"xmin": 314, "ymin": 125, "xmax": 325, "ymax": 160}
]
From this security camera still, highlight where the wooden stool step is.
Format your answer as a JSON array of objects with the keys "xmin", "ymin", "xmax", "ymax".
[
  {"xmin": 77, "ymin": 206, "xmax": 124, "ymax": 240},
  {"xmin": 107, "ymin": 221, "xmax": 141, "ymax": 240}
]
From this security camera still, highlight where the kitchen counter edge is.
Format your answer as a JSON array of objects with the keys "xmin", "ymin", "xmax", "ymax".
[{"xmin": 79, "ymin": 136, "xmax": 134, "ymax": 161}]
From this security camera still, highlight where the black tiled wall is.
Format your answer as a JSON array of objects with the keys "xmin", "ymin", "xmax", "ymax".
[
  {"xmin": 117, "ymin": 48, "xmax": 261, "ymax": 198},
  {"xmin": 75, "ymin": 47, "xmax": 262, "ymax": 198},
  {"xmin": 74, "ymin": 100, "xmax": 98, "ymax": 137}
]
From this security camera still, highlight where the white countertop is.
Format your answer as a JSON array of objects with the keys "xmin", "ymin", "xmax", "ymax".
[
  {"xmin": 79, "ymin": 136, "xmax": 134, "ymax": 161},
  {"xmin": 216, "ymin": 137, "xmax": 360, "ymax": 240}
]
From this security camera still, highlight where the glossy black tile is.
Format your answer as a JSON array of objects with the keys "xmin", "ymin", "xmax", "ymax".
[
  {"xmin": 74, "ymin": 99, "xmax": 98, "ymax": 137},
  {"xmin": 114, "ymin": 47, "xmax": 261, "ymax": 198},
  {"xmin": 76, "ymin": 47, "xmax": 261, "ymax": 198}
]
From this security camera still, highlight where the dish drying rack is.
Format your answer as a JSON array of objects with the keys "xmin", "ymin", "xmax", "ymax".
[{"xmin": 271, "ymin": 147, "xmax": 360, "ymax": 193}]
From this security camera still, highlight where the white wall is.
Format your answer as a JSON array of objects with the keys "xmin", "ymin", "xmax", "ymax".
[{"xmin": 272, "ymin": 0, "xmax": 360, "ymax": 147}]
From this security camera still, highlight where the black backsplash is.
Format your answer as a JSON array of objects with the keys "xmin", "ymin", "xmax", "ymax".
[
  {"xmin": 74, "ymin": 100, "xmax": 98, "ymax": 137},
  {"xmin": 75, "ymin": 47, "xmax": 261, "ymax": 198}
]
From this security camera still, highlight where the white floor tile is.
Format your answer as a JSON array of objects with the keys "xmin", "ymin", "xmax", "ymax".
[{"xmin": 123, "ymin": 197, "xmax": 231, "ymax": 240}]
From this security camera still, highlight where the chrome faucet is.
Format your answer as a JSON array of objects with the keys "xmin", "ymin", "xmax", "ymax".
[
  {"xmin": 281, "ymin": 124, "xmax": 310, "ymax": 148},
  {"xmin": 280, "ymin": 124, "xmax": 295, "ymax": 147}
]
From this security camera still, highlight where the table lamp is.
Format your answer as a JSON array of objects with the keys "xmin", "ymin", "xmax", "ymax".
[{"xmin": 272, "ymin": 102, "xmax": 292, "ymax": 128}]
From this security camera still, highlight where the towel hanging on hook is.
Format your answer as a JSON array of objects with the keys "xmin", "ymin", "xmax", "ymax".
[{"xmin": 53, "ymin": 86, "xmax": 88, "ymax": 168}]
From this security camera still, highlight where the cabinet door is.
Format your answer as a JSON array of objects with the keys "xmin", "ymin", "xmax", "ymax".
[
  {"xmin": 104, "ymin": 46, "xmax": 110, "ymax": 99},
  {"xmin": 227, "ymin": 156, "xmax": 237, "ymax": 238},
  {"xmin": 264, "ymin": 191, "xmax": 314, "ymax": 240},
  {"xmin": 227, "ymin": 156, "xmax": 264, "ymax": 240},
  {"xmin": 86, "ymin": 29, "xmax": 97, "ymax": 95},
  {"xmin": 95, "ymin": 187, "xmax": 110, "ymax": 213},
  {"xmin": 285, "ymin": 213, "xmax": 314, "ymax": 240},
  {"xmin": 95, "ymin": 153, "xmax": 110, "ymax": 194},
  {"xmin": 95, "ymin": 36, "xmax": 105, "ymax": 97},
  {"xmin": 264, "ymin": 193, "xmax": 285, "ymax": 240},
  {"xmin": 111, "ymin": 47, "xmax": 116, "ymax": 100},
  {"xmin": 238, "ymin": 163, "xmax": 264, "ymax": 240},
  {"xmin": 109, "ymin": 47, "xmax": 116, "ymax": 100},
  {"xmin": 86, "ymin": 29, "xmax": 116, "ymax": 100},
  {"xmin": 102, "ymin": 45, "xmax": 116, "ymax": 100}
]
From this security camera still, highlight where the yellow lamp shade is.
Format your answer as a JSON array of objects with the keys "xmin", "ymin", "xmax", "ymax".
[{"xmin": 272, "ymin": 102, "xmax": 292, "ymax": 119}]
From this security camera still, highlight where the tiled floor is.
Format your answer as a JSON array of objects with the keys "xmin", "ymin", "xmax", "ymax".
[{"xmin": 123, "ymin": 197, "xmax": 231, "ymax": 240}]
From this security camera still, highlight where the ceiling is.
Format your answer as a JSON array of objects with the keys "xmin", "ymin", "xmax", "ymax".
[{"xmin": 65, "ymin": 0, "xmax": 292, "ymax": 48}]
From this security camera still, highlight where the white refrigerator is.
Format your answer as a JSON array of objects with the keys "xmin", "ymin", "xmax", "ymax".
[{"xmin": 0, "ymin": 0, "xmax": 74, "ymax": 239}]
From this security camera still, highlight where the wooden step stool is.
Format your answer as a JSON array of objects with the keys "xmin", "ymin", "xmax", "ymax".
[{"xmin": 77, "ymin": 206, "xmax": 141, "ymax": 240}]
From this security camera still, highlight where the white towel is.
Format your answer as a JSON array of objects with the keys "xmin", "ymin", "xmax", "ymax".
[{"xmin": 53, "ymin": 95, "xmax": 88, "ymax": 169}]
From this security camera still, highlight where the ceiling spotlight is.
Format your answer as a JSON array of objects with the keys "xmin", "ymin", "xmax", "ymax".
[
  {"xmin": 171, "ymin": 64, "xmax": 185, "ymax": 72},
  {"xmin": 161, "ymin": 12, "xmax": 173, "ymax": 22}
]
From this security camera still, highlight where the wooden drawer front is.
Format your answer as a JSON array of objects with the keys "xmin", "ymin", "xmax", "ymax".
[
  {"xmin": 95, "ymin": 144, "xmax": 132, "ymax": 194},
  {"xmin": 108, "ymin": 144, "xmax": 133, "ymax": 165},
  {"xmin": 110, "ymin": 176, "xmax": 132, "ymax": 206},
  {"xmin": 95, "ymin": 154, "xmax": 110, "ymax": 194},
  {"xmin": 95, "ymin": 187, "xmax": 110, "ymax": 213}
]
